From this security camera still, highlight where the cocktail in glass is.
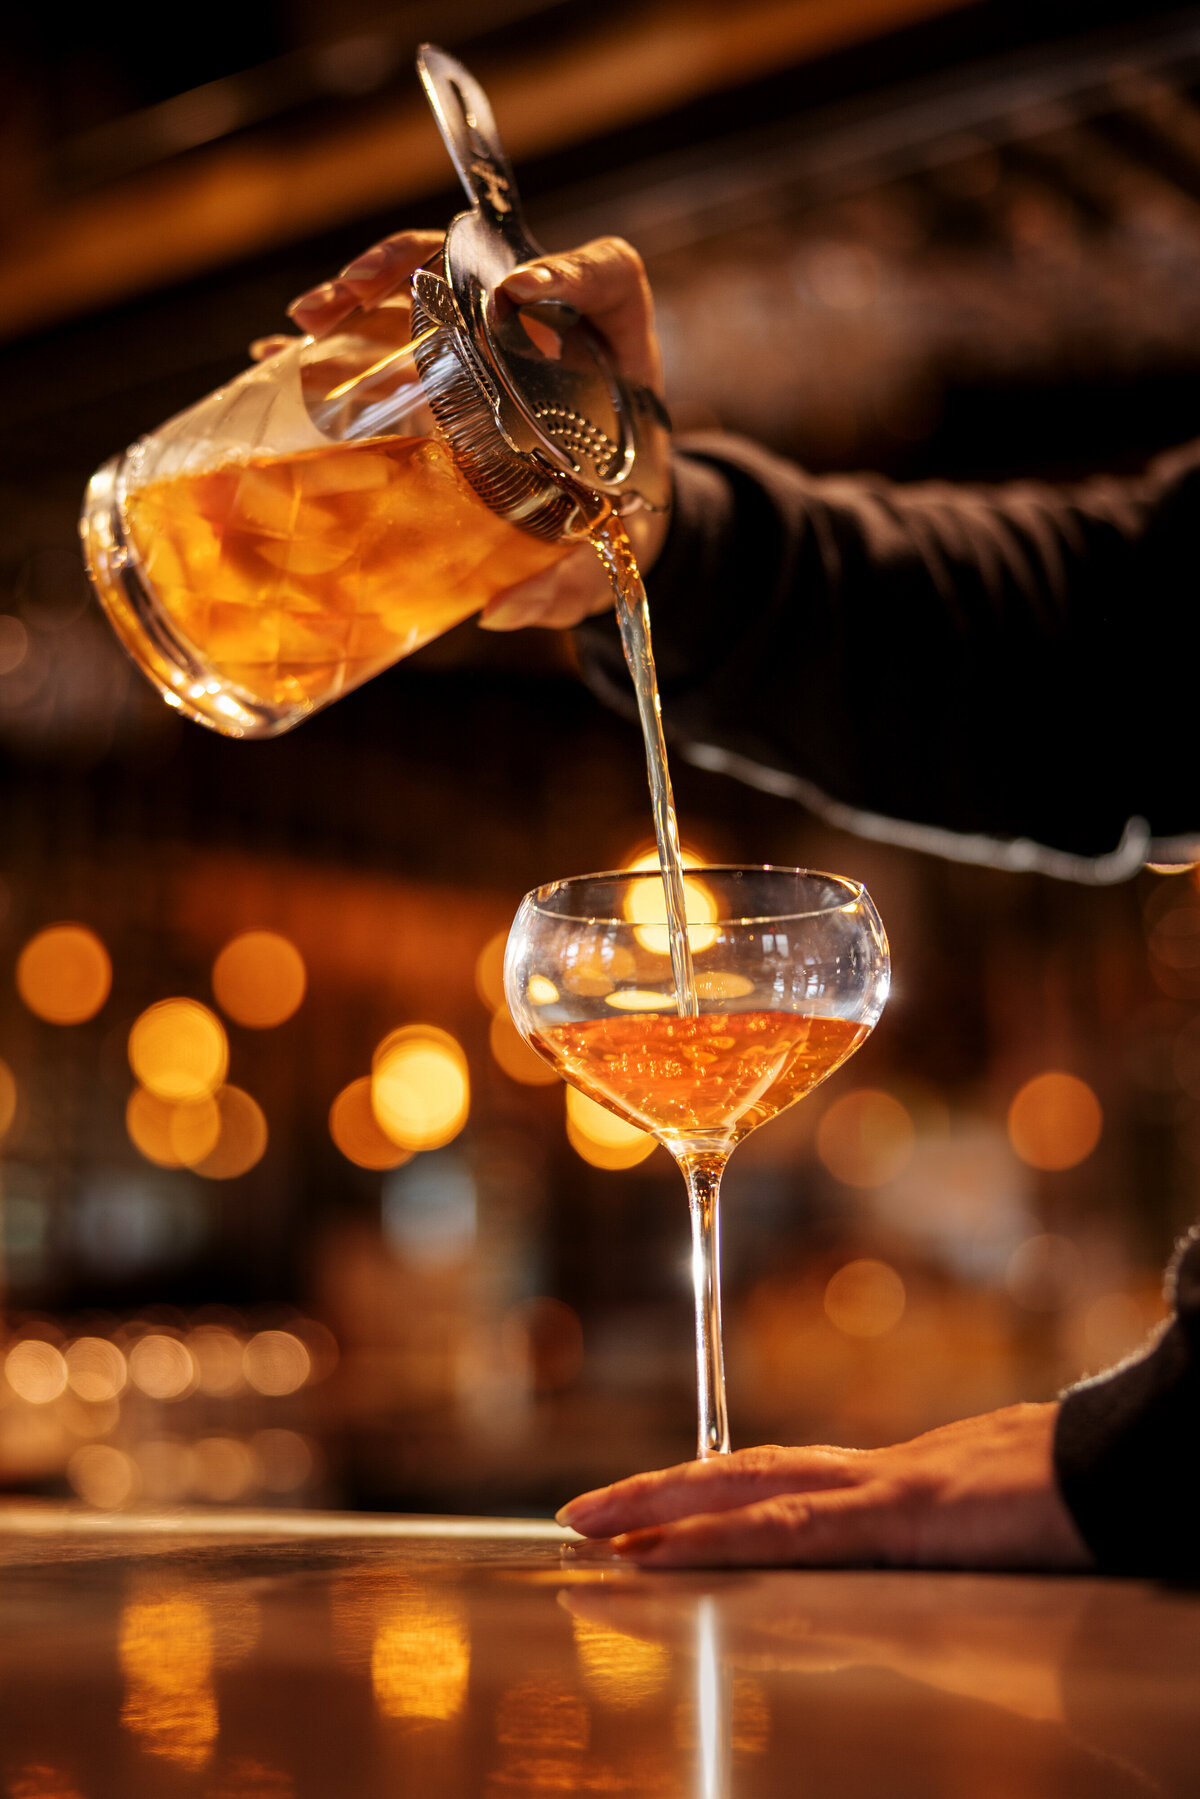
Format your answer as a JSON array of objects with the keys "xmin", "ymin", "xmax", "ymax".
[{"xmin": 505, "ymin": 865, "xmax": 889, "ymax": 1457}]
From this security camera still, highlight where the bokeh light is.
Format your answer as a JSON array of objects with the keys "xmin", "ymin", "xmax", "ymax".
[
  {"xmin": 624, "ymin": 871, "xmax": 718, "ymax": 956},
  {"xmin": 489, "ymin": 1007, "xmax": 559, "ymax": 1085},
  {"xmin": 823, "ymin": 1259, "xmax": 907, "ymax": 1337},
  {"xmin": 187, "ymin": 1324, "xmax": 246, "ymax": 1396},
  {"xmin": 212, "ymin": 930, "xmax": 306, "ymax": 1028},
  {"xmin": 135, "ymin": 1438, "xmax": 197, "ymax": 1504},
  {"xmin": 126, "ymin": 1087, "xmax": 221, "ymax": 1168},
  {"xmin": 604, "ymin": 989, "xmax": 675, "ymax": 1011},
  {"xmin": 372, "ymin": 1025, "xmax": 469, "ymax": 1152},
  {"xmin": 129, "ymin": 1000, "xmax": 229, "ymax": 1102},
  {"xmin": 16, "ymin": 924, "xmax": 111, "ymax": 1025},
  {"xmin": 527, "ymin": 974, "xmax": 559, "ymax": 1005},
  {"xmin": 253, "ymin": 1428, "xmax": 316, "ymax": 1494},
  {"xmin": 572, "ymin": 1618, "xmax": 670, "ymax": 1708},
  {"xmin": 565, "ymin": 1087, "xmax": 656, "ymax": 1169},
  {"xmin": 243, "ymin": 1330, "xmax": 310, "ymax": 1396},
  {"xmin": 1007, "ymin": 1072, "xmax": 1102, "ymax": 1171},
  {"xmin": 329, "ymin": 1076, "xmax": 411, "ymax": 1170},
  {"xmin": 68, "ymin": 1443, "xmax": 138, "ymax": 1509},
  {"xmin": 127, "ymin": 1333, "xmax": 196, "ymax": 1400},
  {"xmin": 191, "ymin": 1085, "xmax": 268, "ymax": 1179},
  {"xmin": 6, "ymin": 1338, "xmax": 68, "ymax": 1403},
  {"xmin": 193, "ymin": 1437, "xmax": 257, "ymax": 1503},
  {"xmin": 372, "ymin": 1593, "xmax": 470, "ymax": 1721},
  {"xmin": 0, "ymin": 1057, "xmax": 17, "ymax": 1141},
  {"xmin": 119, "ymin": 1591, "xmax": 217, "ymax": 1768},
  {"xmin": 65, "ymin": 1336, "xmax": 127, "ymax": 1403},
  {"xmin": 474, "ymin": 930, "xmax": 508, "ymax": 1012},
  {"xmin": 816, "ymin": 1089, "xmax": 915, "ymax": 1187}
]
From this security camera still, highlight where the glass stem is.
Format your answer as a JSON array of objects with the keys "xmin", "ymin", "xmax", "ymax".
[{"xmin": 683, "ymin": 1155, "xmax": 730, "ymax": 1458}]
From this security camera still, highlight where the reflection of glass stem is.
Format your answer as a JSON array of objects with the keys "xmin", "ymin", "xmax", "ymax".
[
  {"xmin": 697, "ymin": 1596, "xmax": 731, "ymax": 1799},
  {"xmin": 685, "ymin": 1157, "xmax": 730, "ymax": 1457}
]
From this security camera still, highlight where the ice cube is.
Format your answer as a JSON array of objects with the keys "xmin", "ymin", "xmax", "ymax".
[
  {"xmin": 257, "ymin": 538, "xmax": 353, "ymax": 576},
  {"xmin": 230, "ymin": 465, "xmax": 300, "ymax": 538},
  {"xmin": 293, "ymin": 449, "xmax": 393, "ymax": 495}
]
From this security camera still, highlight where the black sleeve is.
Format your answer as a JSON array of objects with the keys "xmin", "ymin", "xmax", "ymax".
[
  {"xmin": 577, "ymin": 434, "xmax": 1200, "ymax": 1572},
  {"xmin": 577, "ymin": 433, "xmax": 1200, "ymax": 878},
  {"xmin": 1054, "ymin": 1229, "xmax": 1200, "ymax": 1578}
]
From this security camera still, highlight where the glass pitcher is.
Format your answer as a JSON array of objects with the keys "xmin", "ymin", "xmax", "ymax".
[{"xmin": 79, "ymin": 46, "xmax": 669, "ymax": 739}]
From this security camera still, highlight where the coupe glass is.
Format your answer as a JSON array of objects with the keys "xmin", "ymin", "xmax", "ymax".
[{"xmin": 505, "ymin": 865, "xmax": 889, "ymax": 1457}]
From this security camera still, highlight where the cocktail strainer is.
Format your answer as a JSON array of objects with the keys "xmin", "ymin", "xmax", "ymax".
[{"xmin": 407, "ymin": 45, "xmax": 671, "ymax": 541}]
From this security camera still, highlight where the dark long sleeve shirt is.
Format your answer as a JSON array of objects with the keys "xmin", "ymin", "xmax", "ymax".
[{"xmin": 578, "ymin": 432, "xmax": 1200, "ymax": 1574}]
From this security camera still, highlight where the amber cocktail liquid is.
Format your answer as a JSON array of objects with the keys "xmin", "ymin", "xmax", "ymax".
[
  {"xmin": 87, "ymin": 434, "xmax": 566, "ymax": 736},
  {"xmin": 535, "ymin": 1011, "xmax": 866, "ymax": 1153}
]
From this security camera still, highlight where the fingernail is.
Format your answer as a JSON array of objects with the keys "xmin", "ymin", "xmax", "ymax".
[
  {"xmin": 503, "ymin": 265, "xmax": 556, "ymax": 298},
  {"xmin": 339, "ymin": 246, "xmax": 387, "ymax": 281},
  {"xmin": 612, "ymin": 1528, "xmax": 662, "ymax": 1557},
  {"xmin": 286, "ymin": 281, "xmax": 340, "ymax": 319},
  {"xmin": 555, "ymin": 1504, "xmax": 578, "ymax": 1527},
  {"xmin": 478, "ymin": 601, "xmax": 526, "ymax": 632}
]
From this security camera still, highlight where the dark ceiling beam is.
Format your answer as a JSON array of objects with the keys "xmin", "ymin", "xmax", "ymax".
[{"xmin": 0, "ymin": 0, "xmax": 969, "ymax": 344}]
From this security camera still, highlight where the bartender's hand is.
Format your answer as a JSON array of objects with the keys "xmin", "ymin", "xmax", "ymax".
[
  {"xmin": 254, "ymin": 231, "xmax": 670, "ymax": 630},
  {"xmin": 558, "ymin": 1403, "xmax": 1093, "ymax": 1570}
]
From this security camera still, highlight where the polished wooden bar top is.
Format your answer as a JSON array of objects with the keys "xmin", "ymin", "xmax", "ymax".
[{"xmin": 1, "ymin": 1503, "xmax": 1197, "ymax": 1798}]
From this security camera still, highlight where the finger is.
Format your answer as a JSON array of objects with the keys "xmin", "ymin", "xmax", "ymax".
[
  {"xmin": 249, "ymin": 334, "xmax": 297, "ymax": 362},
  {"xmin": 558, "ymin": 1446, "xmax": 862, "ymax": 1537},
  {"xmin": 479, "ymin": 549, "xmax": 612, "ymax": 632},
  {"xmin": 610, "ymin": 1485, "xmax": 906, "ymax": 1569},
  {"xmin": 286, "ymin": 229, "xmax": 444, "ymax": 338},
  {"xmin": 499, "ymin": 237, "xmax": 663, "ymax": 392}
]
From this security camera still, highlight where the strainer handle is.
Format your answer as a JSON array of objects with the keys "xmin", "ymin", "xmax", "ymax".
[{"xmin": 417, "ymin": 44, "xmax": 539, "ymax": 259}]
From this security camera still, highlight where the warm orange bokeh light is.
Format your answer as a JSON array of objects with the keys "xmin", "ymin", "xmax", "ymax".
[
  {"xmin": 187, "ymin": 1325, "xmax": 246, "ymax": 1396},
  {"xmin": 329, "ymin": 1076, "xmax": 412, "ymax": 1170},
  {"xmin": 128, "ymin": 1334, "xmax": 195, "ymax": 1400},
  {"xmin": 69, "ymin": 1443, "xmax": 138, "ymax": 1509},
  {"xmin": 565, "ymin": 1087, "xmax": 656, "ymax": 1170},
  {"xmin": 192, "ymin": 1085, "xmax": 268, "ymax": 1180},
  {"xmin": 212, "ymin": 930, "xmax": 307, "ymax": 1028},
  {"xmin": 0, "ymin": 1056, "xmax": 17, "ymax": 1141},
  {"xmin": 489, "ymin": 1008, "xmax": 559, "ymax": 1086},
  {"xmin": 5, "ymin": 1339, "xmax": 68, "ymax": 1404},
  {"xmin": 624, "ymin": 871, "xmax": 718, "ymax": 956},
  {"xmin": 65, "ymin": 1337, "xmax": 128, "ymax": 1403},
  {"xmin": 372, "ymin": 1026, "xmax": 469, "ymax": 1152},
  {"xmin": 816, "ymin": 1089, "xmax": 914, "ymax": 1188},
  {"xmin": 823, "ymin": 1258, "xmax": 907, "ymax": 1337},
  {"xmin": 242, "ymin": 1330, "xmax": 310, "ymax": 1396},
  {"xmin": 16, "ymin": 924, "xmax": 111, "ymax": 1025},
  {"xmin": 1007, "ymin": 1072, "xmax": 1102, "ymax": 1171},
  {"xmin": 126, "ymin": 1087, "xmax": 221, "ymax": 1168},
  {"xmin": 474, "ymin": 930, "xmax": 508, "ymax": 1013},
  {"xmin": 372, "ymin": 1593, "xmax": 470, "ymax": 1721},
  {"xmin": 128, "ymin": 1000, "xmax": 228, "ymax": 1101}
]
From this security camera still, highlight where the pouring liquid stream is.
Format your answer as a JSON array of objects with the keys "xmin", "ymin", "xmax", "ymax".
[{"xmin": 589, "ymin": 516, "xmax": 698, "ymax": 1018}]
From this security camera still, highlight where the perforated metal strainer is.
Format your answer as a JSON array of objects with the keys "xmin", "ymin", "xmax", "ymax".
[{"xmin": 407, "ymin": 45, "xmax": 671, "ymax": 542}]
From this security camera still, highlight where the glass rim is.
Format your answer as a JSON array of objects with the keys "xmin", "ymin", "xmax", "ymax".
[{"xmin": 522, "ymin": 863, "xmax": 870, "ymax": 927}]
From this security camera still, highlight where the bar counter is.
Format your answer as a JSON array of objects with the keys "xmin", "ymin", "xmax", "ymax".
[{"xmin": 2, "ymin": 1503, "xmax": 1197, "ymax": 1796}]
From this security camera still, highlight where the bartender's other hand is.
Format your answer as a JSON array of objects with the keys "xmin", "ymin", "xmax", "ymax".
[{"xmin": 558, "ymin": 1403, "xmax": 1093, "ymax": 1570}]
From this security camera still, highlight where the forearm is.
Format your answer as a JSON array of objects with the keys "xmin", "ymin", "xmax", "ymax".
[
  {"xmin": 1054, "ymin": 1227, "xmax": 1200, "ymax": 1577},
  {"xmin": 579, "ymin": 433, "xmax": 1200, "ymax": 873}
]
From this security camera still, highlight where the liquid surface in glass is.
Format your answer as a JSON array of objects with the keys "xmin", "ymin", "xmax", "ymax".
[
  {"xmin": 533, "ymin": 1011, "xmax": 867, "ymax": 1150},
  {"xmin": 118, "ymin": 435, "xmax": 567, "ymax": 722}
]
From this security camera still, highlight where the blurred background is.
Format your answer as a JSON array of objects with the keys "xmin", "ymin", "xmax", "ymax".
[{"xmin": 0, "ymin": 0, "xmax": 1197, "ymax": 1517}]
